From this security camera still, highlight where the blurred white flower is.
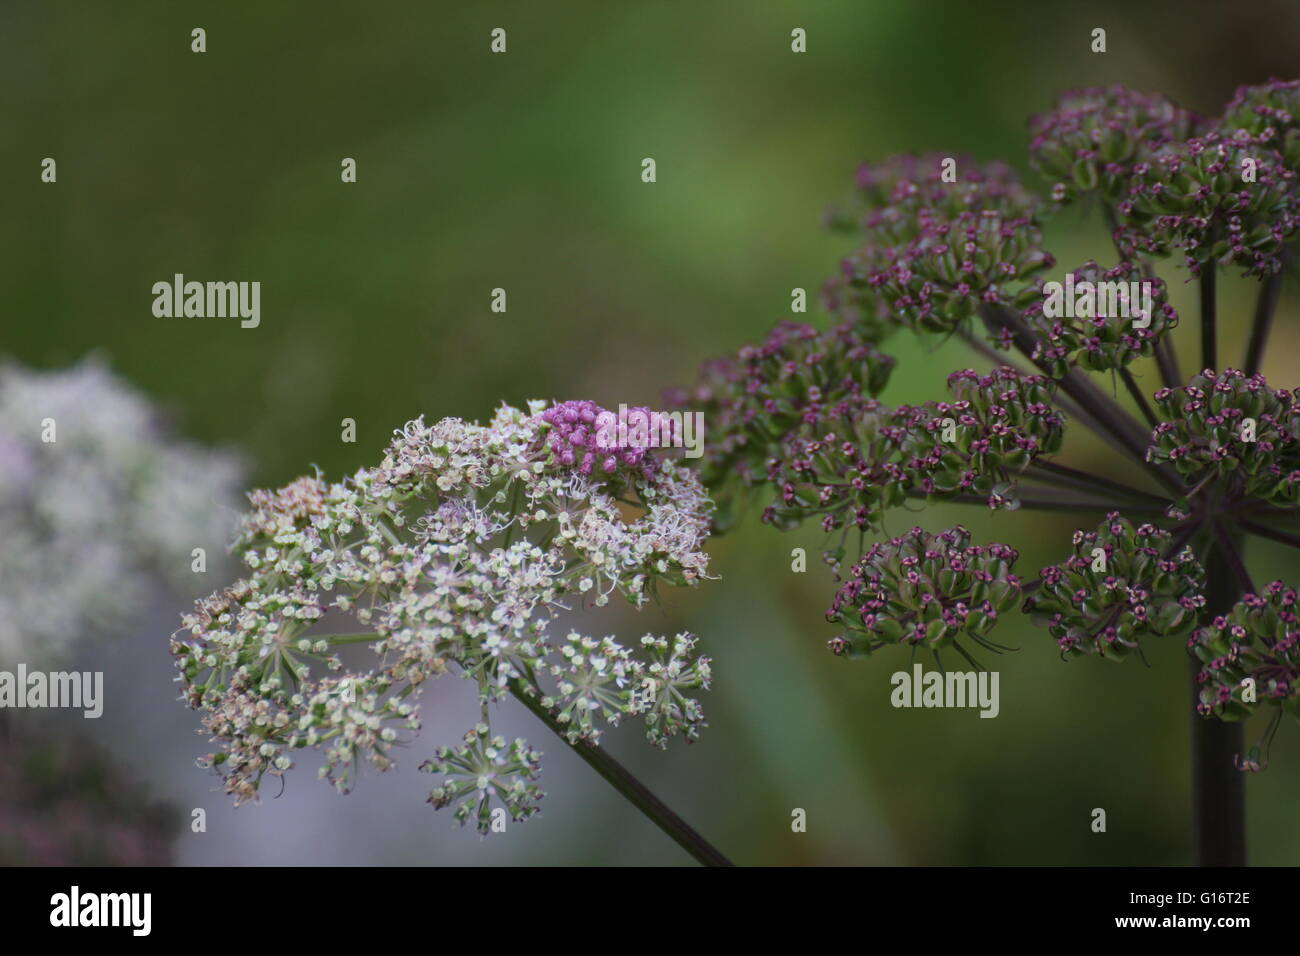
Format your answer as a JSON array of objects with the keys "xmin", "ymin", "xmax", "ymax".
[{"xmin": 0, "ymin": 356, "xmax": 244, "ymax": 666}]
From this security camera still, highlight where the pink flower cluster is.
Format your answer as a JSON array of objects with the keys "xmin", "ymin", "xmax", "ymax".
[{"xmin": 541, "ymin": 399, "xmax": 676, "ymax": 479}]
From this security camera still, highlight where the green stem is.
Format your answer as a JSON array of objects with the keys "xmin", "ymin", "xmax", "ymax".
[
  {"xmin": 325, "ymin": 633, "xmax": 388, "ymax": 645},
  {"xmin": 508, "ymin": 678, "xmax": 733, "ymax": 866}
]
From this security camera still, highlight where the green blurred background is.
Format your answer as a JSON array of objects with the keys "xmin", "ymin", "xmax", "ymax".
[{"xmin": 4, "ymin": 0, "xmax": 1300, "ymax": 865}]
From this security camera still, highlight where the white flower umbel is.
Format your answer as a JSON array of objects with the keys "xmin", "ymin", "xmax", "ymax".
[{"xmin": 173, "ymin": 401, "xmax": 715, "ymax": 837}]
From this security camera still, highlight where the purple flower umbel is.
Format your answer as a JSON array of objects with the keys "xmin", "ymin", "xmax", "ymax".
[
  {"xmin": 540, "ymin": 398, "xmax": 673, "ymax": 480},
  {"xmin": 676, "ymin": 78, "xmax": 1300, "ymax": 820}
]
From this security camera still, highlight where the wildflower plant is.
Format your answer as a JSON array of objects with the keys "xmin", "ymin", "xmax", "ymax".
[
  {"xmin": 677, "ymin": 79, "xmax": 1300, "ymax": 866},
  {"xmin": 172, "ymin": 400, "xmax": 729, "ymax": 863}
]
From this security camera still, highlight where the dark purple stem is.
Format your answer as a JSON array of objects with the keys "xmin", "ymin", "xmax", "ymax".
[
  {"xmin": 508, "ymin": 678, "xmax": 733, "ymax": 866},
  {"xmin": 1200, "ymin": 267, "xmax": 1217, "ymax": 372},
  {"xmin": 1118, "ymin": 366, "xmax": 1159, "ymax": 429},
  {"xmin": 1190, "ymin": 539, "xmax": 1246, "ymax": 866},
  {"xmin": 1244, "ymin": 267, "xmax": 1284, "ymax": 377},
  {"xmin": 1240, "ymin": 519, "xmax": 1300, "ymax": 551},
  {"xmin": 979, "ymin": 305, "xmax": 1181, "ymax": 495}
]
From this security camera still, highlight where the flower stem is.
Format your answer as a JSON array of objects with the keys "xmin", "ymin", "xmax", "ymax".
[
  {"xmin": 325, "ymin": 633, "xmax": 388, "ymax": 645},
  {"xmin": 1028, "ymin": 459, "xmax": 1169, "ymax": 507},
  {"xmin": 507, "ymin": 678, "xmax": 734, "ymax": 866},
  {"xmin": 1118, "ymin": 366, "xmax": 1158, "ymax": 429},
  {"xmin": 1244, "ymin": 267, "xmax": 1284, "ymax": 376},
  {"xmin": 915, "ymin": 488, "xmax": 1165, "ymax": 514},
  {"xmin": 1212, "ymin": 520, "xmax": 1255, "ymax": 595},
  {"xmin": 1240, "ymin": 518, "xmax": 1300, "ymax": 551},
  {"xmin": 1190, "ymin": 538, "xmax": 1246, "ymax": 866},
  {"xmin": 979, "ymin": 305, "xmax": 1181, "ymax": 495},
  {"xmin": 306, "ymin": 629, "xmax": 730, "ymax": 863},
  {"xmin": 1136, "ymin": 258, "xmax": 1183, "ymax": 390},
  {"xmin": 1200, "ymin": 268, "xmax": 1217, "ymax": 372},
  {"xmin": 1154, "ymin": 335, "xmax": 1182, "ymax": 391},
  {"xmin": 1187, "ymin": 254, "xmax": 1244, "ymax": 865},
  {"xmin": 955, "ymin": 330, "xmax": 1120, "ymax": 452}
]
